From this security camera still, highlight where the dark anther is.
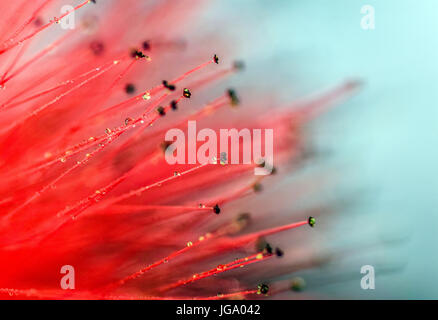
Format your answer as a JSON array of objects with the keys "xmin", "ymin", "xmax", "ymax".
[
  {"xmin": 90, "ymin": 41, "xmax": 104, "ymax": 56},
  {"xmin": 263, "ymin": 243, "xmax": 273, "ymax": 255},
  {"xmin": 156, "ymin": 106, "xmax": 166, "ymax": 116},
  {"xmin": 255, "ymin": 237, "xmax": 268, "ymax": 252},
  {"xmin": 252, "ymin": 183, "xmax": 262, "ymax": 193},
  {"xmin": 142, "ymin": 40, "xmax": 151, "ymax": 51},
  {"xmin": 227, "ymin": 89, "xmax": 240, "ymax": 106},
  {"xmin": 213, "ymin": 204, "xmax": 221, "ymax": 214},
  {"xmin": 275, "ymin": 248, "xmax": 284, "ymax": 257},
  {"xmin": 257, "ymin": 283, "xmax": 269, "ymax": 295},
  {"xmin": 125, "ymin": 83, "xmax": 135, "ymax": 94},
  {"xmin": 233, "ymin": 60, "xmax": 245, "ymax": 71},
  {"xmin": 131, "ymin": 49, "xmax": 146, "ymax": 59},
  {"xmin": 170, "ymin": 100, "xmax": 178, "ymax": 111},
  {"xmin": 213, "ymin": 54, "xmax": 219, "ymax": 64},
  {"xmin": 90, "ymin": 0, "xmax": 97, "ymax": 4},
  {"xmin": 34, "ymin": 17, "xmax": 43, "ymax": 27},
  {"xmin": 162, "ymin": 80, "xmax": 176, "ymax": 91},
  {"xmin": 183, "ymin": 88, "xmax": 191, "ymax": 98}
]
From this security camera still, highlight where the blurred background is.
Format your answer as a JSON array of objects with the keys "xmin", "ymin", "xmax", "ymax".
[{"xmin": 195, "ymin": 0, "xmax": 438, "ymax": 298}]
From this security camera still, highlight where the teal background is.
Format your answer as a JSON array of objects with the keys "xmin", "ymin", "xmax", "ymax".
[{"xmin": 201, "ymin": 0, "xmax": 438, "ymax": 298}]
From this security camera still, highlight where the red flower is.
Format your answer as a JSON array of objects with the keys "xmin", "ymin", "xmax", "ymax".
[{"xmin": 0, "ymin": 0, "xmax": 358, "ymax": 299}]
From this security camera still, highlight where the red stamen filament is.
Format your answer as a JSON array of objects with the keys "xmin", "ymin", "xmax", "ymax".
[
  {"xmin": 0, "ymin": 57, "xmax": 126, "ymax": 136},
  {"xmin": 2, "ymin": 0, "xmax": 54, "ymax": 47},
  {"xmin": 109, "ymin": 58, "xmax": 142, "ymax": 90},
  {"xmin": 0, "ymin": 0, "xmax": 92, "ymax": 55},
  {"xmin": 88, "ymin": 58, "xmax": 217, "ymax": 121},
  {"xmin": 89, "ymin": 162, "xmax": 210, "ymax": 212},
  {"xmin": 10, "ymin": 58, "xmax": 220, "ymax": 180},
  {"xmin": 1, "ymin": 57, "xmax": 117, "ymax": 111},
  {"xmin": 1, "ymin": 30, "xmax": 76, "ymax": 86},
  {"xmin": 0, "ymin": 41, "xmax": 30, "ymax": 85},
  {"xmin": 109, "ymin": 231, "xmax": 219, "ymax": 289},
  {"xmin": 4, "ymin": 134, "xmax": 120, "ymax": 220},
  {"xmin": 161, "ymin": 252, "xmax": 273, "ymax": 292}
]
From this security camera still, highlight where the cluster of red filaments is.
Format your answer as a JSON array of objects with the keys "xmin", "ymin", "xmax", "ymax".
[{"xmin": 0, "ymin": 0, "xmax": 359, "ymax": 299}]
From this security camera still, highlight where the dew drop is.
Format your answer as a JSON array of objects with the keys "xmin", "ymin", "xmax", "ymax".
[
  {"xmin": 125, "ymin": 118, "xmax": 133, "ymax": 126},
  {"xmin": 257, "ymin": 283, "xmax": 269, "ymax": 295},
  {"xmin": 183, "ymin": 88, "xmax": 191, "ymax": 98}
]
